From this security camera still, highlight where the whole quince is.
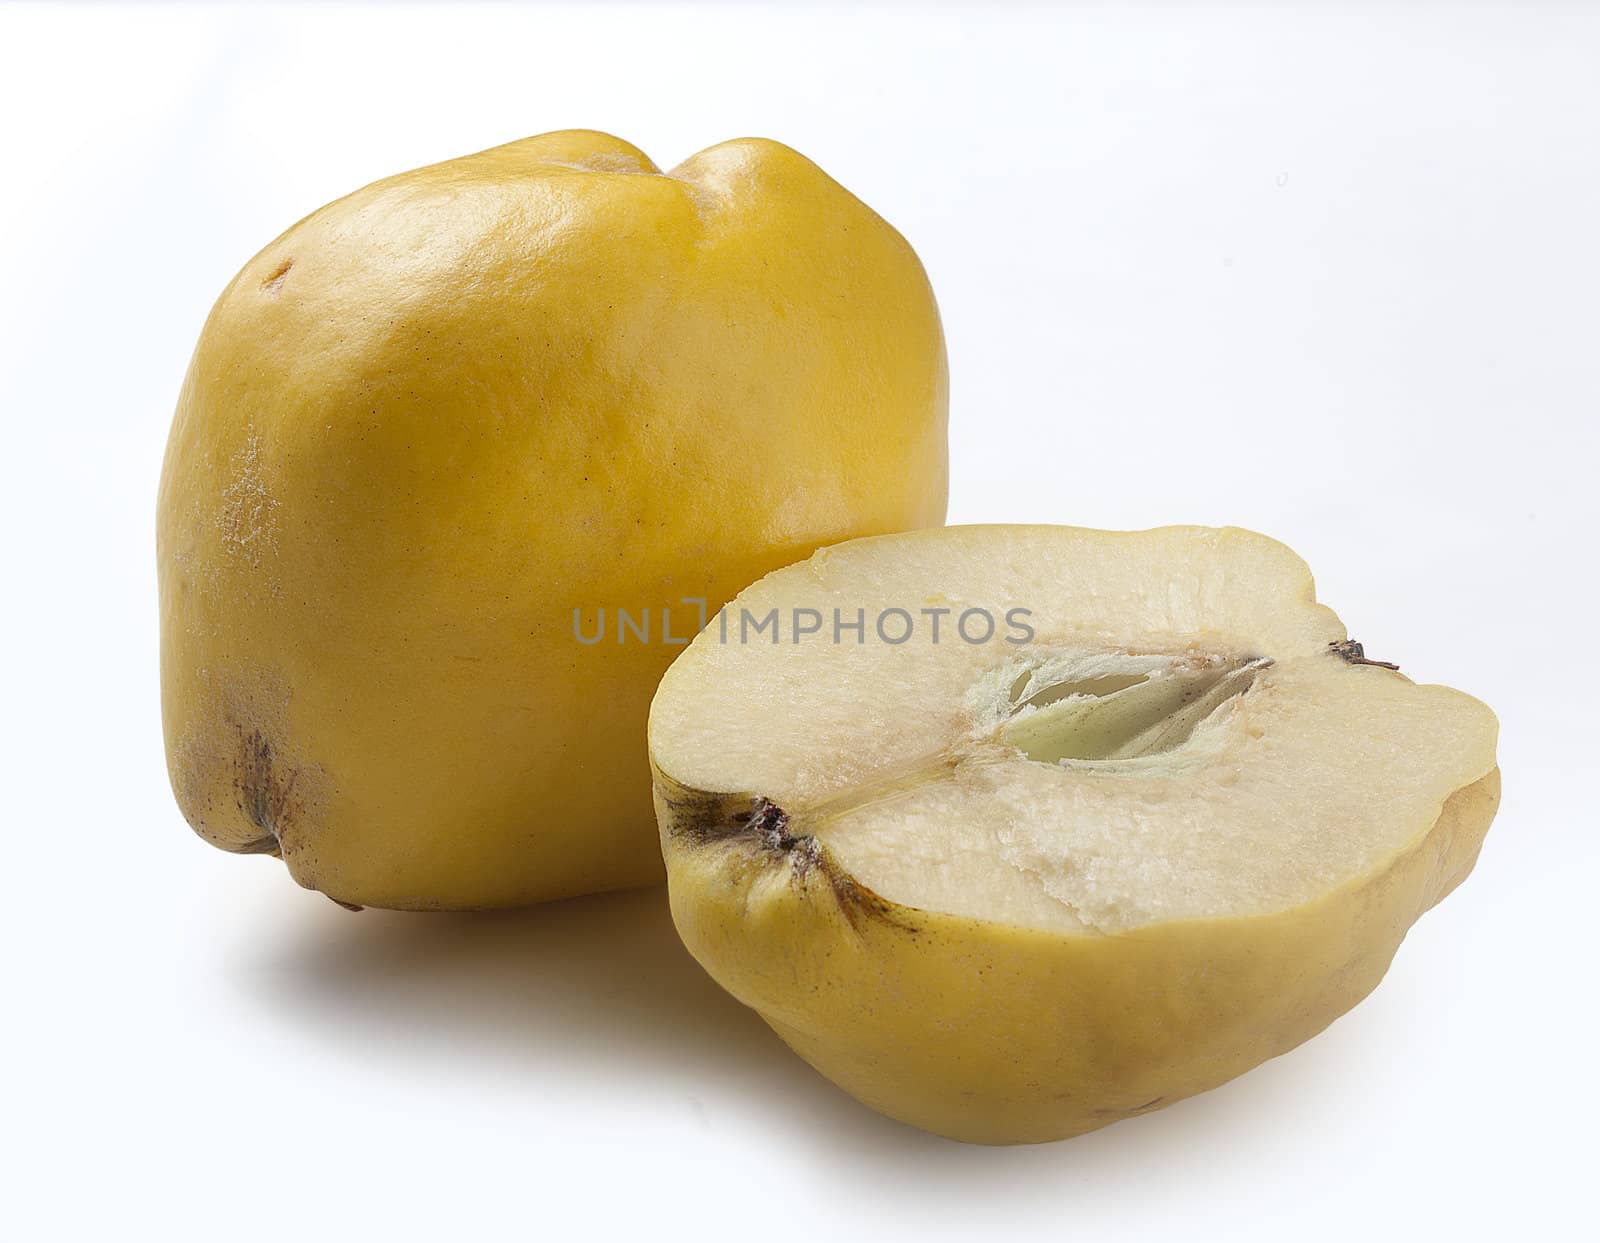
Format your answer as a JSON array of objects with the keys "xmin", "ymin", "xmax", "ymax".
[{"xmin": 159, "ymin": 130, "xmax": 947, "ymax": 909}]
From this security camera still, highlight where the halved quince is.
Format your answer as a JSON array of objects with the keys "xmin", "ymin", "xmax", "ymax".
[{"xmin": 650, "ymin": 525, "xmax": 1499, "ymax": 1144}]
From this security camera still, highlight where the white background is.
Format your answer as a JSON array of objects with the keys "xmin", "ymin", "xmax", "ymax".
[{"xmin": 3, "ymin": 3, "xmax": 1595, "ymax": 1239}]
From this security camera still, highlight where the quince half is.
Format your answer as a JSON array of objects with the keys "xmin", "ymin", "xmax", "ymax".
[{"xmin": 650, "ymin": 525, "xmax": 1499, "ymax": 1144}]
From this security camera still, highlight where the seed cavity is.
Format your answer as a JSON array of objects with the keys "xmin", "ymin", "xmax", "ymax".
[{"xmin": 1001, "ymin": 652, "xmax": 1270, "ymax": 765}]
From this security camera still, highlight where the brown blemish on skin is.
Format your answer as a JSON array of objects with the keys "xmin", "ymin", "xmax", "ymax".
[
  {"xmin": 169, "ymin": 669, "xmax": 330, "ymax": 863},
  {"xmin": 261, "ymin": 258, "xmax": 293, "ymax": 293},
  {"xmin": 232, "ymin": 729, "xmax": 304, "ymax": 853},
  {"xmin": 1329, "ymin": 639, "xmax": 1400, "ymax": 671},
  {"xmin": 227, "ymin": 721, "xmax": 359, "ymax": 907}
]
